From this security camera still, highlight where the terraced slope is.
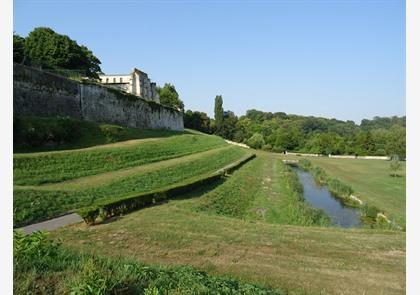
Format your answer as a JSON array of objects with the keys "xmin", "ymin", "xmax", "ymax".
[
  {"xmin": 14, "ymin": 134, "xmax": 227, "ymax": 185},
  {"xmin": 14, "ymin": 144, "xmax": 250, "ymax": 227}
]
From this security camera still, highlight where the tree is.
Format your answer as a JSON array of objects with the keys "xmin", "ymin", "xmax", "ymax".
[
  {"xmin": 13, "ymin": 34, "xmax": 26, "ymax": 63},
  {"xmin": 386, "ymin": 125, "xmax": 406, "ymax": 159},
  {"xmin": 23, "ymin": 27, "xmax": 102, "ymax": 78},
  {"xmin": 156, "ymin": 83, "xmax": 184, "ymax": 111},
  {"xmin": 184, "ymin": 110, "xmax": 211, "ymax": 133},
  {"xmin": 218, "ymin": 110, "xmax": 238, "ymax": 140},
  {"xmin": 246, "ymin": 133, "xmax": 265, "ymax": 149},
  {"xmin": 214, "ymin": 95, "xmax": 224, "ymax": 134},
  {"xmin": 389, "ymin": 155, "xmax": 402, "ymax": 177}
]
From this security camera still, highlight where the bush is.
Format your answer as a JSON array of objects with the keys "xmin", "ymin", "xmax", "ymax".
[
  {"xmin": 14, "ymin": 116, "xmax": 82, "ymax": 149},
  {"xmin": 99, "ymin": 124, "xmax": 123, "ymax": 143},
  {"xmin": 77, "ymin": 206, "xmax": 99, "ymax": 225},
  {"xmin": 262, "ymin": 144, "xmax": 273, "ymax": 151},
  {"xmin": 246, "ymin": 133, "xmax": 265, "ymax": 149}
]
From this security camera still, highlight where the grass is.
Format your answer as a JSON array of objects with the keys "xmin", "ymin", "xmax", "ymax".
[
  {"xmin": 14, "ymin": 133, "xmax": 227, "ymax": 185},
  {"xmin": 14, "ymin": 231, "xmax": 283, "ymax": 294},
  {"xmin": 54, "ymin": 200, "xmax": 405, "ymax": 295},
  {"xmin": 194, "ymin": 152, "xmax": 330, "ymax": 226},
  {"xmin": 14, "ymin": 146, "xmax": 249, "ymax": 227},
  {"xmin": 281, "ymin": 155, "xmax": 406, "ymax": 225},
  {"xmin": 14, "ymin": 115, "xmax": 188, "ymax": 153}
]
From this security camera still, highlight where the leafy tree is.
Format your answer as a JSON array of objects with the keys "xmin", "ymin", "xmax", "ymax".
[
  {"xmin": 214, "ymin": 95, "xmax": 224, "ymax": 134},
  {"xmin": 156, "ymin": 83, "xmax": 184, "ymax": 111},
  {"xmin": 218, "ymin": 111, "xmax": 238, "ymax": 140},
  {"xmin": 246, "ymin": 133, "xmax": 265, "ymax": 149},
  {"xmin": 386, "ymin": 125, "xmax": 406, "ymax": 159},
  {"xmin": 184, "ymin": 110, "xmax": 211, "ymax": 133},
  {"xmin": 23, "ymin": 27, "xmax": 102, "ymax": 78},
  {"xmin": 13, "ymin": 34, "xmax": 26, "ymax": 63},
  {"xmin": 389, "ymin": 155, "xmax": 402, "ymax": 177}
]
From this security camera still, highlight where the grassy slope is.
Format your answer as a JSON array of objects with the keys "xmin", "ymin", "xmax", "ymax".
[
  {"xmin": 14, "ymin": 116, "xmax": 189, "ymax": 153},
  {"xmin": 14, "ymin": 134, "xmax": 226, "ymax": 185},
  {"xmin": 282, "ymin": 156, "xmax": 406, "ymax": 225},
  {"xmin": 194, "ymin": 152, "xmax": 330, "ymax": 226},
  {"xmin": 14, "ymin": 146, "xmax": 249, "ymax": 226},
  {"xmin": 55, "ymin": 201, "xmax": 405, "ymax": 295}
]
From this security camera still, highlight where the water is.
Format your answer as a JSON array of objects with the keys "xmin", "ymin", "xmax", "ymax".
[{"xmin": 293, "ymin": 168, "xmax": 361, "ymax": 228}]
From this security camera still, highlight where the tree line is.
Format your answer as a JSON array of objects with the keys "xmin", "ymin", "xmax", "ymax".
[{"xmin": 184, "ymin": 95, "xmax": 405, "ymax": 159}]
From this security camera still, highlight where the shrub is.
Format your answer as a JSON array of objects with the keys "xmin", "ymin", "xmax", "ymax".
[
  {"xmin": 77, "ymin": 207, "xmax": 99, "ymax": 225},
  {"xmin": 99, "ymin": 124, "xmax": 123, "ymax": 143},
  {"xmin": 246, "ymin": 133, "xmax": 265, "ymax": 149},
  {"xmin": 262, "ymin": 144, "xmax": 273, "ymax": 151}
]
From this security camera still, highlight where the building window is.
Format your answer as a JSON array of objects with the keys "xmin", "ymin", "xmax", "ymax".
[
  {"xmin": 113, "ymin": 78, "xmax": 116, "ymax": 83},
  {"xmin": 106, "ymin": 78, "xmax": 109, "ymax": 83},
  {"xmin": 120, "ymin": 78, "xmax": 123, "ymax": 83}
]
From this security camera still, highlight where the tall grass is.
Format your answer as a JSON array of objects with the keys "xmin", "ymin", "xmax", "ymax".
[
  {"xmin": 14, "ymin": 134, "xmax": 227, "ymax": 185},
  {"xmin": 14, "ymin": 231, "xmax": 284, "ymax": 294},
  {"xmin": 196, "ymin": 157, "xmax": 330, "ymax": 227},
  {"xmin": 14, "ymin": 147, "xmax": 248, "ymax": 227}
]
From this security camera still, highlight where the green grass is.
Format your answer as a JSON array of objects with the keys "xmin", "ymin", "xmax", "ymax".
[
  {"xmin": 14, "ymin": 133, "xmax": 227, "ymax": 185},
  {"xmin": 282, "ymin": 155, "xmax": 406, "ymax": 225},
  {"xmin": 14, "ymin": 115, "xmax": 188, "ymax": 153},
  {"xmin": 194, "ymin": 152, "xmax": 330, "ymax": 226},
  {"xmin": 54, "ymin": 200, "xmax": 405, "ymax": 295},
  {"xmin": 14, "ymin": 231, "xmax": 283, "ymax": 294},
  {"xmin": 14, "ymin": 146, "xmax": 249, "ymax": 227}
]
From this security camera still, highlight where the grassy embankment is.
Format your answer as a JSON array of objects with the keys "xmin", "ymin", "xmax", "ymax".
[
  {"xmin": 193, "ymin": 152, "xmax": 330, "ymax": 226},
  {"xmin": 14, "ymin": 145, "xmax": 249, "ymax": 227},
  {"xmin": 14, "ymin": 231, "xmax": 282, "ymax": 294},
  {"xmin": 280, "ymin": 155, "xmax": 406, "ymax": 226},
  {"xmin": 14, "ymin": 121, "xmax": 406, "ymax": 294},
  {"xmin": 53, "ymin": 150, "xmax": 405, "ymax": 294},
  {"xmin": 14, "ymin": 115, "xmax": 189, "ymax": 153}
]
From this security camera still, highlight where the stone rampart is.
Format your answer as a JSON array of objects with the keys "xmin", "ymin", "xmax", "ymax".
[{"xmin": 13, "ymin": 64, "xmax": 183, "ymax": 131}]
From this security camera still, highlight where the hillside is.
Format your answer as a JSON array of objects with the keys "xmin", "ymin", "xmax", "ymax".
[{"xmin": 13, "ymin": 119, "xmax": 405, "ymax": 294}]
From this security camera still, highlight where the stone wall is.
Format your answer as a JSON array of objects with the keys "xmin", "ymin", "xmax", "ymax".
[
  {"xmin": 13, "ymin": 64, "xmax": 183, "ymax": 131},
  {"xmin": 13, "ymin": 64, "xmax": 82, "ymax": 119}
]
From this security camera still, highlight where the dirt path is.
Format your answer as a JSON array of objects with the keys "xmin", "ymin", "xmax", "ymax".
[{"xmin": 17, "ymin": 213, "xmax": 82, "ymax": 235}]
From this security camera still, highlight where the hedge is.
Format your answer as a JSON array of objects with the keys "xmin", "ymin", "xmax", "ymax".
[{"xmin": 77, "ymin": 153, "xmax": 256, "ymax": 224}]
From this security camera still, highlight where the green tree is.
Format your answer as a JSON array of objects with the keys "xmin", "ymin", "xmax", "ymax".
[
  {"xmin": 214, "ymin": 95, "xmax": 224, "ymax": 134},
  {"xmin": 184, "ymin": 110, "xmax": 211, "ymax": 133},
  {"xmin": 13, "ymin": 34, "xmax": 26, "ymax": 63},
  {"xmin": 219, "ymin": 110, "xmax": 238, "ymax": 140},
  {"xmin": 386, "ymin": 125, "xmax": 406, "ymax": 159},
  {"xmin": 156, "ymin": 83, "xmax": 184, "ymax": 111},
  {"xmin": 23, "ymin": 27, "xmax": 102, "ymax": 78},
  {"xmin": 389, "ymin": 155, "xmax": 402, "ymax": 177},
  {"xmin": 246, "ymin": 133, "xmax": 265, "ymax": 149}
]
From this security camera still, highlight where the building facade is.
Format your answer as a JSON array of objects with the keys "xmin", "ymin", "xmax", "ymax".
[{"xmin": 98, "ymin": 68, "xmax": 160, "ymax": 103}]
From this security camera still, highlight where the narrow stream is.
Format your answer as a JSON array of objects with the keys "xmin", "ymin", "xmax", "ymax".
[{"xmin": 292, "ymin": 167, "xmax": 361, "ymax": 228}]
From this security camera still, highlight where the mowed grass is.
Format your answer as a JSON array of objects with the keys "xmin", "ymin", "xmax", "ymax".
[
  {"xmin": 55, "ymin": 200, "xmax": 405, "ymax": 295},
  {"xmin": 194, "ymin": 152, "xmax": 330, "ymax": 226},
  {"xmin": 14, "ymin": 134, "xmax": 226, "ymax": 185},
  {"xmin": 281, "ymin": 155, "xmax": 406, "ymax": 225},
  {"xmin": 14, "ymin": 146, "xmax": 249, "ymax": 227}
]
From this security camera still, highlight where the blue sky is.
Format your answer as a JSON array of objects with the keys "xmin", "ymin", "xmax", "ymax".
[{"xmin": 13, "ymin": 0, "xmax": 405, "ymax": 123}]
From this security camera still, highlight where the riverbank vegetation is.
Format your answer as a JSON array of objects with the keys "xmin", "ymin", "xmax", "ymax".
[{"xmin": 196, "ymin": 153, "xmax": 330, "ymax": 226}]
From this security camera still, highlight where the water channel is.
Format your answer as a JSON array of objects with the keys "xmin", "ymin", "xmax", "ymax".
[{"xmin": 291, "ymin": 167, "xmax": 362, "ymax": 228}]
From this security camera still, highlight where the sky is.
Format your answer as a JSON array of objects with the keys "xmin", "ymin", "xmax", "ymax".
[{"xmin": 13, "ymin": 0, "xmax": 405, "ymax": 123}]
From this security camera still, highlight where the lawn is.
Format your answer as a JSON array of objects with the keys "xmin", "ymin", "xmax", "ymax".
[
  {"xmin": 54, "ymin": 200, "xmax": 405, "ymax": 295},
  {"xmin": 281, "ymin": 155, "xmax": 406, "ymax": 225}
]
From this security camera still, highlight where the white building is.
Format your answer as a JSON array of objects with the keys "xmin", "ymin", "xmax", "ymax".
[{"xmin": 98, "ymin": 68, "xmax": 160, "ymax": 103}]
